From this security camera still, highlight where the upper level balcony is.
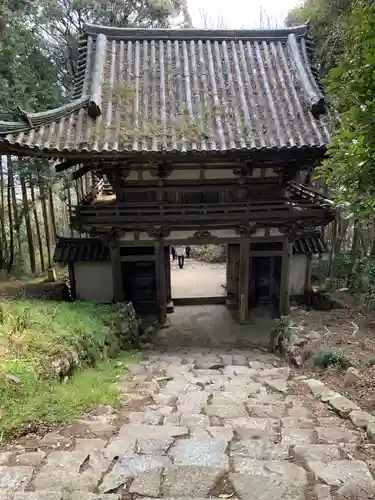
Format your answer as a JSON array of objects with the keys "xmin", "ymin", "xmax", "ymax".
[{"xmin": 70, "ymin": 179, "xmax": 333, "ymax": 231}]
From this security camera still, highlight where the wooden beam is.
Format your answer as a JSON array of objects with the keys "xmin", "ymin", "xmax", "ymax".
[
  {"xmin": 249, "ymin": 250, "xmax": 282, "ymax": 257},
  {"xmin": 110, "ymin": 242, "xmax": 124, "ymax": 302},
  {"xmin": 279, "ymin": 234, "xmax": 293, "ymax": 315},
  {"xmin": 238, "ymin": 237, "xmax": 250, "ymax": 322},
  {"xmin": 155, "ymin": 237, "xmax": 167, "ymax": 326},
  {"xmin": 55, "ymin": 159, "xmax": 82, "ymax": 173},
  {"xmin": 72, "ymin": 164, "xmax": 93, "ymax": 180},
  {"xmin": 117, "ymin": 178, "xmax": 281, "ymax": 190}
]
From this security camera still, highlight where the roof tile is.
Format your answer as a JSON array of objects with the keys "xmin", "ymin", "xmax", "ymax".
[{"xmin": 0, "ymin": 25, "xmax": 331, "ymax": 156}]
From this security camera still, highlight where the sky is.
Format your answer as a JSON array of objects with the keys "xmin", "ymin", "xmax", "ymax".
[{"xmin": 187, "ymin": 0, "xmax": 303, "ymax": 29}]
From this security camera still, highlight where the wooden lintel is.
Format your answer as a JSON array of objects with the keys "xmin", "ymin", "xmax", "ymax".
[
  {"xmin": 155, "ymin": 237, "xmax": 167, "ymax": 326},
  {"xmin": 249, "ymin": 250, "xmax": 282, "ymax": 257},
  {"xmin": 238, "ymin": 237, "xmax": 250, "ymax": 322},
  {"xmin": 110, "ymin": 242, "xmax": 124, "ymax": 302},
  {"xmin": 120, "ymin": 254, "xmax": 155, "ymax": 262},
  {"xmin": 279, "ymin": 234, "xmax": 293, "ymax": 315},
  {"xmin": 55, "ymin": 159, "xmax": 82, "ymax": 173},
  {"xmin": 118, "ymin": 179, "xmax": 281, "ymax": 191}
]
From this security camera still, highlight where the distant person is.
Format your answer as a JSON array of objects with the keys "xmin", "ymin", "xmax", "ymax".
[
  {"xmin": 176, "ymin": 245, "xmax": 186, "ymax": 269},
  {"xmin": 186, "ymin": 246, "xmax": 191, "ymax": 258},
  {"xmin": 171, "ymin": 246, "xmax": 176, "ymax": 260}
]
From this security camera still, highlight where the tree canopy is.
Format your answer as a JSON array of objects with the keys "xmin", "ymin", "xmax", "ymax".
[
  {"xmin": 0, "ymin": 0, "xmax": 192, "ymax": 118},
  {"xmin": 316, "ymin": 0, "xmax": 375, "ymax": 219},
  {"xmin": 286, "ymin": 0, "xmax": 352, "ymax": 76},
  {"xmin": 287, "ymin": 0, "xmax": 375, "ymax": 220}
]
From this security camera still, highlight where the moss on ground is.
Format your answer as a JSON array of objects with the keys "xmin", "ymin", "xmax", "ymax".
[{"xmin": 0, "ymin": 300, "xmax": 140, "ymax": 438}]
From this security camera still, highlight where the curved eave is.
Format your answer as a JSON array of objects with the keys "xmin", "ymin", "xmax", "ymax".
[
  {"xmin": 83, "ymin": 22, "xmax": 310, "ymax": 41},
  {"xmin": 0, "ymin": 96, "xmax": 89, "ymax": 135},
  {"xmin": 0, "ymin": 141, "xmax": 328, "ymax": 160}
]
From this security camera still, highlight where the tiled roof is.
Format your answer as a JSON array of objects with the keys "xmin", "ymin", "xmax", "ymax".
[
  {"xmin": 0, "ymin": 24, "xmax": 331, "ymax": 157},
  {"xmin": 54, "ymin": 237, "xmax": 110, "ymax": 263},
  {"xmin": 54, "ymin": 232, "xmax": 327, "ymax": 263},
  {"xmin": 293, "ymin": 232, "xmax": 327, "ymax": 254}
]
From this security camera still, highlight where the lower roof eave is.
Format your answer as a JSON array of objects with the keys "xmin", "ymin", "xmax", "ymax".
[{"xmin": 0, "ymin": 141, "xmax": 328, "ymax": 164}]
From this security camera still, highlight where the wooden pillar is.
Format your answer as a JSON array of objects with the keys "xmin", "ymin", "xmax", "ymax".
[
  {"xmin": 110, "ymin": 239, "xmax": 124, "ymax": 302},
  {"xmin": 155, "ymin": 237, "xmax": 167, "ymax": 326},
  {"xmin": 279, "ymin": 233, "xmax": 293, "ymax": 315},
  {"xmin": 239, "ymin": 237, "xmax": 250, "ymax": 322}
]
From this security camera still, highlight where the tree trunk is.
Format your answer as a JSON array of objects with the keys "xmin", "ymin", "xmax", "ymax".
[
  {"xmin": 74, "ymin": 179, "xmax": 80, "ymax": 203},
  {"xmin": 30, "ymin": 179, "xmax": 45, "ymax": 272},
  {"xmin": 349, "ymin": 221, "xmax": 361, "ymax": 289},
  {"xmin": 334, "ymin": 216, "xmax": 349, "ymax": 256},
  {"xmin": 85, "ymin": 172, "xmax": 90, "ymax": 194},
  {"xmin": 370, "ymin": 220, "xmax": 375, "ymax": 256},
  {"xmin": 327, "ymin": 212, "xmax": 338, "ymax": 288},
  {"xmin": 9, "ymin": 160, "xmax": 23, "ymax": 263},
  {"xmin": 0, "ymin": 158, "xmax": 8, "ymax": 268},
  {"xmin": 80, "ymin": 175, "xmax": 85, "ymax": 199},
  {"xmin": 39, "ymin": 174, "xmax": 52, "ymax": 269},
  {"xmin": 6, "ymin": 156, "xmax": 14, "ymax": 274},
  {"xmin": 48, "ymin": 186, "xmax": 57, "ymax": 242},
  {"xmin": 20, "ymin": 175, "xmax": 36, "ymax": 274}
]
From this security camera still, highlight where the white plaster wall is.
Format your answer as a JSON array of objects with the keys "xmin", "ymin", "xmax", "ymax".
[
  {"xmin": 204, "ymin": 169, "xmax": 235, "ymax": 179},
  {"xmin": 289, "ymin": 254, "xmax": 307, "ymax": 295},
  {"xmin": 74, "ymin": 262, "xmax": 113, "ymax": 302}
]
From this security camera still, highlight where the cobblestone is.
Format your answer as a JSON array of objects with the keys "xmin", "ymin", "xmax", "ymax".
[{"xmin": 1, "ymin": 347, "xmax": 374, "ymax": 499}]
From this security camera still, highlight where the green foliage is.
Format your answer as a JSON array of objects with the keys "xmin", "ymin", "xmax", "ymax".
[
  {"xmin": 0, "ymin": 3, "xmax": 63, "ymax": 120},
  {"xmin": 0, "ymin": 300, "xmax": 139, "ymax": 373},
  {"xmin": 312, "ymin": 254, "xmax": 352, "ymax": 287},
  {"xmin": 190, "ymin": 245, "xmax": 227, "ymax": 263},
  {"xmin": 304, "ymin": 347, "xmax": 352, "ymax": 369},
  {"xmin": 316, "ymin": 0, "xmax": 375, "ymax": 218},
  {"xmin": 313, "ymin": 253, "xmax": 375, "ymax": 294},
  {"xmin": 41, "ymin": 0, "xmax": 191, "ymax": 89},
  {"xmin": 0, "ymin": 299, "xmax": 141, "ymax": 437},
  {"xmin": 0, "ymin": 0, "xmax": 191, "ymax": 115},
  {"xmin": 312, "ymin": 253, "xmax": 375, "ymax": 313},
  {"xmin": 286, "ymin": 0, "xmax": 352, "ymax": 75},
  {"xmin": 0, "ymin": 352, "xmax": 136, "ymax": 438}
]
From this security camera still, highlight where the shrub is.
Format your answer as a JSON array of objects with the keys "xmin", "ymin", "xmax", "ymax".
[
  {"xmin": 190, "ymin": 244, "xmax": 226, "ymax": 263},
  {"xmin": 304, "ymin": 347, "xmax": 352, "ymax": 370},
  {"xmin": 0, "ymin": 299, "xmax": 140, "ymax": 437}
]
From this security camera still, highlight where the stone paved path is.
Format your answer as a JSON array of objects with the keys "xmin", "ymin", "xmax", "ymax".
[
  {"xmin": 1, "ymin": 348, "xmax": 375, "ymax": 500},
  {"xmin": 171, "ymin": 260, "xmax": 226, "ymax": 299}
]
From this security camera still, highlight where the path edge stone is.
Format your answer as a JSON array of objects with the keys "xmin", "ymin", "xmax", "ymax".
[{"xmin": 301, "ymin": 378, "xmax": 375, "ymax": 442}]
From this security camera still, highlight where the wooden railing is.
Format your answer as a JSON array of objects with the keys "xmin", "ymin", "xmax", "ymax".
[
  {"xmin": 288, "ymin": 181, "xmax": 333, "ymax": 207},
  {"xmin": 71, "ymin": 198, "xmax": 333, "ymax": 225},
  {"xmin": 80, "ymin": 178, "xmax": 105, "ymax": 204}
]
